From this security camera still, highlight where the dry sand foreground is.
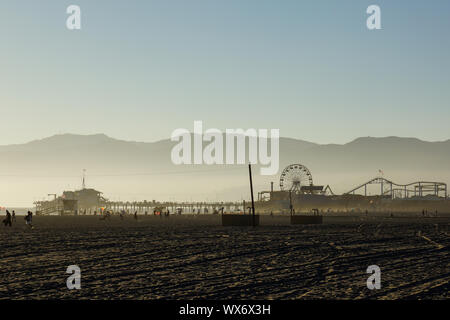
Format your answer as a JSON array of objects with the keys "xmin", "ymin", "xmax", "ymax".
[{"xmin": 0, "ymin": 215, "xmax": 449, "ymax": 299}]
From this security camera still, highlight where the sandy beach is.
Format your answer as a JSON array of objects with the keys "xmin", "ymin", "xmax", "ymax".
[{"xmin": 1, "ymin": 215, "xmax": 449, "ymax": 299}]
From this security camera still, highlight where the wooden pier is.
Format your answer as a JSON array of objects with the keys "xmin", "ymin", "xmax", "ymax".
[{"xmin": 106, "ymin": 200, "xmax": 246, "ymax": 215}]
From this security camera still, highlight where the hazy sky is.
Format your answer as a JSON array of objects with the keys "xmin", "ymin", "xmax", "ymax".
[{"xmin": 1, "ymin": 0, "xmax": 449, "ymax": 145}]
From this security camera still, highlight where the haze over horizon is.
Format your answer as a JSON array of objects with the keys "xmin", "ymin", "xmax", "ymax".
[{"xmin": 1, "ymin": 133, "xmax": 449, "ymax": 207}]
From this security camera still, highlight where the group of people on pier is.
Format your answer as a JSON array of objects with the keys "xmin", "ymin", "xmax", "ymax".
[{"xmin": 98, "ymin": 208, "xmax": 172, "ymax": 220}]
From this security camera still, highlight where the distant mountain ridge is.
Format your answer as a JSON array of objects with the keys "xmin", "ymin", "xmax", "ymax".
[
  {"xmin": 0, "ymin": 134, "xmax": 449, "ymax": 206},
  {"xmin": 4, "ymin": 133, "xmax": 449, "ymax": 148}
]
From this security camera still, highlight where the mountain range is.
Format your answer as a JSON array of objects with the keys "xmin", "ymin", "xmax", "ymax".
[{"xmin": 1, "ymin": 134, "xmax": 449, "ymax": 206}]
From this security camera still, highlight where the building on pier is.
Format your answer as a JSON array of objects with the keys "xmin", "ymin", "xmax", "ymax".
[{"xmin": 35, "ymin": 188, "xmax": 107, "ymax": 215}]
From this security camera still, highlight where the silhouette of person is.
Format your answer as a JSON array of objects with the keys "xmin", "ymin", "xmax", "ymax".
[
  {"xmin": 25, "ymin": 211, "xmax": 33, "ymax": 228},
  {"xmin": 12, "ymin": 210, "xmax": 16, "ymax": 222},
  {"xmin": 3, "ymin": 210, "xmax": 12, "ymax": 227}
]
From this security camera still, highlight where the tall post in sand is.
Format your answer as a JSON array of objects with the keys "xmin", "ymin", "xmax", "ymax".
[
  {"xmin": 248, "ymin": 164, "xmax": 256, "ymax": 227},
  {"xmin": 289, "ymin": 190, "xmax": 293, "ymax": 217}
]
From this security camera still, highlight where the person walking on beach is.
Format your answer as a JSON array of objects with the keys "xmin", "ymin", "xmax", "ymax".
[
  {"xmin": 12, "ymin": 210, "xmax": 16, "ymax": 222},
  {"xmin": 24, "ymin": 211, "xmax": 33, "ymax": 229},
  {"xmin": 134, "ymin": 211, "xmax": 138, "ymax": 220},
  {"xmin": 3, "ymin": 210, "xmax": 12, "ymax": 227}
]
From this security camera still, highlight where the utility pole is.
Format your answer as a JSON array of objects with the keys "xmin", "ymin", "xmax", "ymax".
[
  {"xmin": 289, "ymin": 190, "xmax": 293, "ymax": 216},
  {"xmin": 248, "ymin": 164, "xmax": 256, "ymax": 227}
]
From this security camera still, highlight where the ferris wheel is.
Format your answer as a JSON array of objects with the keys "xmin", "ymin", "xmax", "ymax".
[{"xmin": 279, "ymin": 164, "xmax": 313, "ymax": 192}]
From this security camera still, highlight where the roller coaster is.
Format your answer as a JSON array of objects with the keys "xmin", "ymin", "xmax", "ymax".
[
  {"xmin": 260, "ymin": 164, "xmax": 449, "ymax": 213},
  {"xmin": 343, "ymin": 177, "xmax": 447, "ymax": 199}
]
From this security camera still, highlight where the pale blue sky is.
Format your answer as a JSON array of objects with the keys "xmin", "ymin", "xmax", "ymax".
[{"xmin": 1, "ymin": 0, "xmax": 449, "ymax": 145}]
